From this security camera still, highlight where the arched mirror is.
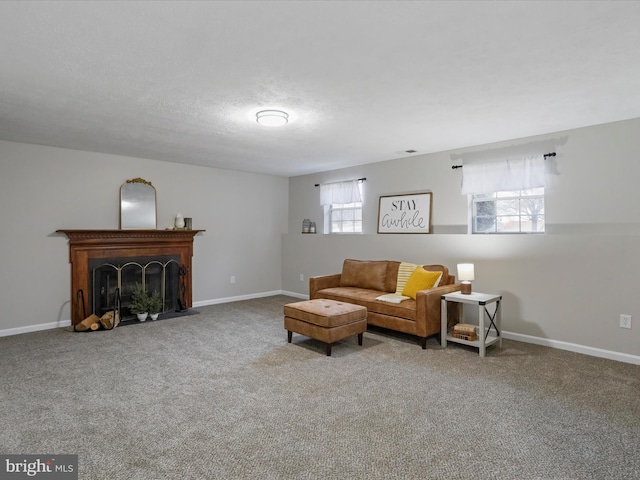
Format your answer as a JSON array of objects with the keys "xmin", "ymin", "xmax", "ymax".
[{"xmin": 120, "ymin": 178, "xmax": 157, "ymax": 229}]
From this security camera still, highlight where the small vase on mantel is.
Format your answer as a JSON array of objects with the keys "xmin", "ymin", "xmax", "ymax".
[{"xmin": 175, "ymin": 214, "xmax": 185, "ymax": 229}]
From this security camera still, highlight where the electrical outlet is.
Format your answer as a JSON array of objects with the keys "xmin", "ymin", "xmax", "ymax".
[
  {"xmin": 620, "ymin": 314, "xmax": 632, "ymax": 329},
  {"xmin": 300, "ymin": 274, "xmax": 304, "ymax": 282},
  {"xmin": 230, "ymin": 276, "xmax": 236, "ymax": 284}
]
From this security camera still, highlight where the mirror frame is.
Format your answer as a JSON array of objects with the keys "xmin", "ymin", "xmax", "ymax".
[{"xmin": 120, "ymin": 178, "xmax": 157, "ymax": 229}]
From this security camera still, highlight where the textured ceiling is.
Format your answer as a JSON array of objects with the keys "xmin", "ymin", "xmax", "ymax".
[{"xmin": 1, "ymin": 1, "xmax": 640, "ymax": 177}]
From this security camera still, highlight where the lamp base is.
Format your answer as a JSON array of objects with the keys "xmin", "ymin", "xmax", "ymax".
[{"xmin": 460, "ymin": 282, "xmax": 472, "ymax": 295}]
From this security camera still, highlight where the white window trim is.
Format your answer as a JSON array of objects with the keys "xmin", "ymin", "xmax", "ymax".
[{"xmin": 469, "ymin": 188, "xmax": 545, "ymax": 234}]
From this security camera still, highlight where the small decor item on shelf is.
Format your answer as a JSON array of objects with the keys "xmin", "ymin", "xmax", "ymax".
[
  {"xmin": 302, "ymin": 218, "xmax": 311, "ymax": 233},
  {"xmin": 453, "ymin": 323, "xmax": 477, "ymax": 341},
  {"xmin": 184, "ymin": 217, "xmax": 192, "ymax": 230},
  {"xmin": 309, "ymin": 222, "xmax": 316, "ymax": 233},
  {"xmin": 175, "ymin": 214, "xmax": 185, "ymax": 229}
]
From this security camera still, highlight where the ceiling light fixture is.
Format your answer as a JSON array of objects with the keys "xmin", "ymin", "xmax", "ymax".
[{"xmin": 256, "ymin": 109, "xmax": 289, "ymax": 127}]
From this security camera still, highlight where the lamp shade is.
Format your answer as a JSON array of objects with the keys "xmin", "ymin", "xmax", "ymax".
[{"xmin": 457, "ymin": 263, "xmax": 475, "ymax": 282}]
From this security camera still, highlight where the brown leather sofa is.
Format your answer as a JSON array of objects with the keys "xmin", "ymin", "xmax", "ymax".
[{"xmin": 310, "ymin": 259, "xmax": 461, "ymax": 349}]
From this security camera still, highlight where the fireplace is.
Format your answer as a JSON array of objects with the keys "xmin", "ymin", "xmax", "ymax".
[
  {"xmin": 90, "ymin": 255, "xmax": 181, "ymax": 320},
  {"xmin": 57, "ymin": 229, "xmax": 204, "ymax": 325}
]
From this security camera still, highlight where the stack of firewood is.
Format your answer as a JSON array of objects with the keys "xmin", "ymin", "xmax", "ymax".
[{"xmin": 75, "ymin": 310, "xmax": 120, "ymax": 331}]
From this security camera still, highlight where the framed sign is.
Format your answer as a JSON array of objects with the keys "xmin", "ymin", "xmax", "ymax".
[{"xmin": 377, "ymin": 192, "xmax": 432, "ymax": 234}]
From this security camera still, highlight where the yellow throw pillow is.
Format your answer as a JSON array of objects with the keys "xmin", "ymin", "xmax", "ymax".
[
  {"xmin": 395, "ymin": 262, "xmax": 419, "ymax": 295},
  {"xmin": 402, "ymin": 267, "xmax": 443, "ymax": 299}
]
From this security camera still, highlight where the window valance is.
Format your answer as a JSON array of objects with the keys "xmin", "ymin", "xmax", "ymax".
[
  {"xmin": 320, "ymin": 180, "xmax": 362, "ymax": 206},
  {"xmin": 460, "ymin": 154, "xmax": 546, "ymax": 195}
]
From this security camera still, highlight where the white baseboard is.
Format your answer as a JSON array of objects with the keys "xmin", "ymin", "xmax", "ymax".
[
  {"xmin": 502, "ymin": 331, "xmax": 640, "ymax": 365},
  {"xmin": 192, "ymin": 289, "xmax": 307, "ymax": 307},
  {"xmin": 0, "ymin": 320, "xmax": 72, "ymax": 337},
  {"xmin": 278, "ymin": 290, "xmax": 309, "ymax": 300},
  {"xmin": 2, "ymin": 298, "xmax": 638, "ymax": 365}
]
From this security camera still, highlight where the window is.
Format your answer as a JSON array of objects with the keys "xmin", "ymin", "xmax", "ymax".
[
  {"xmin": 320, "ymin": 180, "xmax": 363, "ymax": 233},
  {"xmin": 472, "ymin": 188, "xmax": 545, "ymax": 233},
  {"xmin": 329, "ymin": 198, "xmax": 363, "ymax": 233},
  {"xmin": 461, "ymin": 154, "xmax": 546, "ymax": 234}
]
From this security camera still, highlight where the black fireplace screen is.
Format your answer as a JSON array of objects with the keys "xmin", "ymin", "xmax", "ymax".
[{"xmin": 90, "ymin": 255, "xmax": 181, "ymax": 319}]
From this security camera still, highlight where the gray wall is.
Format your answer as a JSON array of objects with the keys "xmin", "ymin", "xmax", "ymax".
[
  {"xmin": 284, "ymin": 118, "xmax": 640, "ymax": 358},
  {"xmin": 3, "ymin": 117, "xmax": 640, "ymax": 361},
  {"xmin": 0, "ymin": 140, "xmax": 288, "ymax": 332}
]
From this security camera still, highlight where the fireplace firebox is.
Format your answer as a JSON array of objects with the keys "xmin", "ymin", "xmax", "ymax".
[
  {"xmin": 57, "ymin": 229, "xmax": 204, "ymax": 325},
  {"xmin": 90, "ymin": 255, "xmax": 181, "ymax": 320}
]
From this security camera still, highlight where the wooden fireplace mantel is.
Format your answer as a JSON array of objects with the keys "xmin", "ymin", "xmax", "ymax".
[{"xmin": 57, "ymin": 229, "xmax": 204, "ymax": 325}]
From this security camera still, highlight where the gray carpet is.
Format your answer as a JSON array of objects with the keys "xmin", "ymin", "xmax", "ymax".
[{"xmin": 1, "ymin": 295, "xmax": 639, "ymax": 480}]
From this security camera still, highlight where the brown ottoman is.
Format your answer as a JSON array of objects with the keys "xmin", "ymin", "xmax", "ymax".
[{"xmin": 284, "ymin": 299, "xmax": 367, "ymax": 356}]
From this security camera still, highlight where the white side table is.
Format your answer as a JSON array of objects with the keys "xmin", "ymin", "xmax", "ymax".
[{"xmin": 441, "ymin": 291, "xmax": 502, "ymax": 357}]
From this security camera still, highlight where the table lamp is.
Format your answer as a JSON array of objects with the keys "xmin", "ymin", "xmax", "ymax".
[{"xmin": 457, "ymin": 263, "xmax": 475, "ymax": 294}]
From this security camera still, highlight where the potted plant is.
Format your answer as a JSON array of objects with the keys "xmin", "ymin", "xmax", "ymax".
[
  {"xmin": 130, "ymin": 283, "xmax": 149, "ymax": 321},
  {"xmin": 147, "ymin": 290, "xmax": 163, "ymax": 320}
]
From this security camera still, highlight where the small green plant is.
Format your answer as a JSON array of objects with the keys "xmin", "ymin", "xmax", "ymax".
[
  {"xmin": 147, "ymin": 290, "xmax": 163, "ymax": 315},
  {"xmin": 130, "ymin": 283, "xmax": 149, "ymax": 314}
]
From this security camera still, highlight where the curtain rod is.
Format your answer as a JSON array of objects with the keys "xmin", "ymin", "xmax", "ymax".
[
  {"xmin": 315, "ymin": 177, "xmax": 366, "ymax": 187},
  {"xmin": 451, "ymin": 152, "xmax": 556, "ymax": 170}
]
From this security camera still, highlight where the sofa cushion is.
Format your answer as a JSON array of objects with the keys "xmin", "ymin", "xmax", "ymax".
[
  {"xmin": 402, "ymin": 267, "xmax": 443, "ymax": 299},
  {"xmin": 422, "ymin": 265, "xmax": 452, "ymax": 285},
  {"xmin": 394, "ymin": 262, "xmax": 419, "ymax": 295},
  {"xmin": 316, "ymin": 287, "xmax": 417, "ymax": 321},
  {"xmin": 339, "ymin": 259, "xmax": 390, "ymax": 292},
  {"xmin": 385, "ymin": 261, "xmax": 400, "ymax": 292}
]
